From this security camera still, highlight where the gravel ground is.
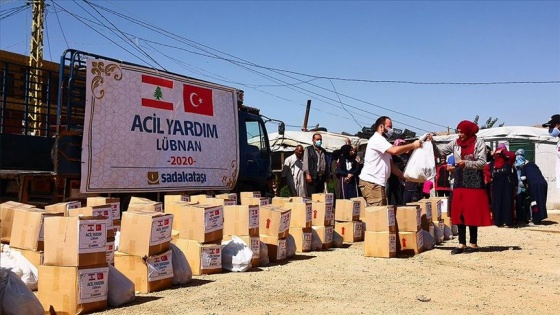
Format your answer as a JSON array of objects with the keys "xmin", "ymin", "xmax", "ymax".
[{"xmin": 95, "ymin": 212, "xmax": 560, "ymax": 315}]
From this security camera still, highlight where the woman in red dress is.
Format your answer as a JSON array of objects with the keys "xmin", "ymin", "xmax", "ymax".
[{"xmin": 437, "ymin": 120, "xmax": 493, "ymax": 254}]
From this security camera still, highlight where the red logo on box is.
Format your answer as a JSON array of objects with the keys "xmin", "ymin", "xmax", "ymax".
[{"xmin": 97, "ymin": 273, "xmax": 104, "ymax": 280}]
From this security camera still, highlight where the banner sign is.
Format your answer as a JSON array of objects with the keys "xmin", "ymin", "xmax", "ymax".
[{"xmin": 81, "ymin": 58, "xmax": 239, "ymax": 192}]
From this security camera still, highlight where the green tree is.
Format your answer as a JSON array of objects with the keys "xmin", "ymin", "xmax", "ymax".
[
  {"xmin": 154, "ymin": 86, "xmax": 163, "ymax": 100},
  {"xmin": 473, "ymin": 115, "xmax": 503, "ymax": 129}
]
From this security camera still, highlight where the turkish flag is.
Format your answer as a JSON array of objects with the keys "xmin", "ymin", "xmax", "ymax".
[{"xmin": 183, "ymin": 84, "xmax": 214, "ymax": 116}]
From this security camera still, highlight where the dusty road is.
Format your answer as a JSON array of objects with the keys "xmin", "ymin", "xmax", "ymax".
[{"xmin": 96, "ymin": 213, "xmax": 560, "ymax": 315}]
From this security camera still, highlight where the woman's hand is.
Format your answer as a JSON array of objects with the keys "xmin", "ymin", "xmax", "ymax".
[{"xmin": 456, "ymin": 160, "xmax": 466, "ymax": 169}]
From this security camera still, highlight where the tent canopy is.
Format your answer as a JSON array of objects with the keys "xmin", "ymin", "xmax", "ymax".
[
  {"xmin": 268, "ymin": 130, "xmax": 368, "ymax": 153},
  {"xmin": 433, "ymin": 126, "xmax": 555, "ymax": 144}
]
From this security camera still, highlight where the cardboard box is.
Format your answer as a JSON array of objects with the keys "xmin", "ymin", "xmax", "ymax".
[
  {"xmin": 13, "ymin": 248, "xmax": 43, "ymax": 267},
  {"xmin": 165, "ymin": 203, "xmax": 223, "ymax": 243},
  {"xmin": 44, "ymin": 216, "xmax": 107, "ymax": 267},
  {"xmin": 128, "ymin": 201, "xmax": 163, "ymax": 213},
  {"xmin": 260, "ymin": 235, "xmax": 287, "ymax": 262},
  {"xmin": 223, "ymin": 205, "xmax": 259, "ymax": 237},
  {"xmin": 259, "ymin": 205, "xmax": 291, "ymax": 238},
  {"xmin": 241, "ymin": 197, "xmax": 270, "ymax": 207},
  {"xmin": 87, "ymin": 197, "xmax": 121, "ymax": 220},
  {"xmin": 114, "ymin": 250, "xmax": 173, "ymax": 293},
  {"xmin": 311, "ymin": 193, "xmax": 334, "ymax": 205},
  {"xmin": 1, "ymin": 202, "xmax": 36, "ymax": 243},
  {"xmin": 351, "ymin": 197, "xmax": 367, "ymax": 220},
  {"xmin": 172, "ymin": 239, "xmax": 222, "ymax": 276},
  {"xmin": 68, "ymin": 205, "xmax": 114, "ymax": 238},
  {"xmin": 311, "ymin": 202, "xmax": 334, "ymax": 226},
  {"xmin": 407, "ymin": 200, "xmax": 432, "ymax": 228},
  {"xmin": 44, "ymin": 201, "xmax": 82, "ymax": 216},
  {"xmin": 119, "ymin": 212, "xmax": 173, "ymax": 256},
  {"xmin": 286, "ymin": 202, "xmax": 312, "ymax": 228},
  {"xmin": 334, "ymin": 221, "xmax": 364, "ymax": 243},
  {"xmin": 288, "ymin": 227, "xmax": 312, "ymax": 252},
  {"xmin": 205, "ymin": 197, "xmax": 236, "ymax": 207},
  {"xmin": 10, "ymin": 208, "xmax": 63, "ymax": 251},
  {"xmin": 290, "ymin": 197, "xmax": 311, "ymax": 203},
  {"xmin": 222, "ymin": 235, "xmax": 260, "ymax": 267},
  {"xmin": 240, "ymin": 191, "xmax": 261, "ymax": 199},
  {"xmin": 271, "ymin": 197, "xmax": 291, "ymax": 207},
  {"xmin": 188, "ymin": 194, "xmax": 211, "ymax": 204},
  {"xmin": 398, "ymin": 231, "xmax": 424, "ymax": 255},
  {"xmin": 363, "ymin": 206, "xmax": 396, "ymax": 232},
  {"xmin": 215, "ymin": 193, "xmax": 238, "ymax": 205},
  {"xmin": 312, "ymin": 225, "xmax": 333, "ymax": 250},
  {"xmin": 163, "ymin": 194, "xmax": 191, "ymax": 210},
  {"xmin": 427, "ymin": 198, "xmax": 443, "ymax": 221},
  {"xmin": 334, "ymin": 199, "xmax": 361, "ymax": 222},
  {"xmin": 430, "ymin": 196, "xmax": 449, "ymax": 216},
  {"xmin": 395, "ymin": 206, "xmax": 422, "ymax": 232},
  {"xmin": 364, "ymin": 231, "xmax": 397, "ymax": 258},
  {"xmin": 38, "ymin": 264, "xmax": 109, "ymax": 314}
]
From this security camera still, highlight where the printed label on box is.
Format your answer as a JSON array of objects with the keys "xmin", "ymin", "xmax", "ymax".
[
  {"xmin": 180, "ymin": 195, "xmax": 190, "ymax": 202},
  {"xmin": 387, "ymin": 208, "xmax": 396, "ymax": 227},
  {"xmin": 201, "ymin": 247, "xmax": 222, "ymax": 269},
  {"xmin": 106, "ymin": 241, "xmax": 114, "ymax": 264},
  {"xmin": 417, "ymin": 231, "xmax": 424, "ymax": 249},
  {"xmin": 92, "ymin": 205, "xmax": 114, "ymax": 230},
  {"xmin": 78, "ymin": 267, "xmax": 109, "ymax": 304},
  {"xmin": 78, "ymin": 221, "xmax": 107, "ymax": 253},
  {"xmin": 259, "ymin": 198, "xmax": 270, "ymax": 206},
  {"xmin": 150, "ymin": 216, "xmax": 173, "ymax": 245},
  {"xmin": 250, "ymin": 237, "xmax": 260, "ymax": 259},
  {"xmin": 326, "ymin": 204, "xmax": 334, "ymax": 222},
  {"xmin": 204, "ymin": 206, "xmax": 224, "ymax": 233},
  {"xmin": 154, "ymin": 203, "xmax": 163, "ymax": 213},
  {"xmin": 67, "ymin": 201, "xmax": 82, "ymax": 211},
  {"xmin": 277, "ymin": 239, "xmax": 287, "ymax": 260},
  {"xmin": 352, "ymin": 201, "xmax": 361, "ymax": 216},
  {"xmin": 38, "ymin": 217, "xmax": 46, "ymax": 241},
  {"xmin": 109, "ymin": 202, "xmax": 121, "ymax": 220},
  {"xmin": 441, "ymin": 199, "xmax": 448, "ymax": 213},
  {"xmin": 416, "ymin": 209, "xmax": 421, "ymax": 226},
  {"xmin": 253, "ymin": 192, "xmax": 261, "ymax": 198},
  {"xmin": 354, "ymin": 221, "xmax": 363, "ymax": 238},
  {"xmin": 436, "ymin": 200, "xmax": 443, "ymax": 217},
  {"xmin": 224, "ymin": 199, "xmax": 236, "ymax": 206},
  {"xmin": 325, "ymin": 226, "xmax": 334, "ymax": 243},
  {"xmin": 389, "ymin": 233, "xmax": 397, "ymax": 252},
  {"xmin": 147, "ymin": 250, "xmax": 174, "ymax": 281},
  {"xmin": 303, "ymin": 232, "xmax": 312, "ymax": 251},
  {"xmin": 249, "ymin": 206, "xmax": 259, "ymax": 229},
  {"xmin": 425, "ymin": 203, "xmax": 432, "ymax": 220},
  {"xmin": 305, "ymin": 204, "xmax": 312, "ymax": 223},
  {"xmin": 279, "ymin": 212, "xmax": 291, "ymax": 233}
]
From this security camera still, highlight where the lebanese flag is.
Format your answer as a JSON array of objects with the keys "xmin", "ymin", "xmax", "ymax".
[
  {"xmin": 183, "ymin": 84, "xmax": 213, "ymax": 116},
  {"xmin": 142, "ymin": 75, "xmax": 174, "ymax": 110}
]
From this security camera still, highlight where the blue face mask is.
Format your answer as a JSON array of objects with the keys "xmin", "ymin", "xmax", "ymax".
[
  {"xmin": 515, "ymin": 155, "xmax": 526, "ymax": 167},
  {"xmin": 315, "ymin": 140, "xmax": 322, "ymax": 148},
  {"xmin": 550, "ymin": 127, "xmax": 560, "ymax": 138}
]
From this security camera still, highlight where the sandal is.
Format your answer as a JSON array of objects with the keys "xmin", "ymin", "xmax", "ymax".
[{"xmin": 451, "ymin": 246, "xmax": 466, "ymax": 255}]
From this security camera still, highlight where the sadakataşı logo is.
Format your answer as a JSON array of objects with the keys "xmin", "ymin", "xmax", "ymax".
[{"xmin": 147, "ymin": 170, "xmax": 207, "ymax": 185}]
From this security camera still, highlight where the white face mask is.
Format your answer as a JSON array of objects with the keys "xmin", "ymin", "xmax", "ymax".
[{"xmin": 384, "ymin": 126, "xmax": 394, "ymax": 138}]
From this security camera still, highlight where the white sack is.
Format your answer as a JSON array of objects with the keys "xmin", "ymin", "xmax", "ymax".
[
  {"xmin": 0, "ymin": 249, "xmax": 38, "ymax": 291},
  {"xmin": 286, "ymin": 234, "xmax": 296, "ymax": 258},
  {"xmin": 259, "ymin": 241, "xmax": 270, "ymax": 267},
  {"xmin": 421, "ymin": 230, "xmax": 435, "ymax": 250},
  {"xmin": 170, "ymin": 243, "xmax": 192, "ymax": 285},
  {"xmin": 404, "ymin": 140, "xmax": 436, "ymax": 183},
  {"xmin": 107, "ymin": 264, "xmax": 135, "ymax": 307},
  {"xmin": 222, "ymin": 236, "xmax": 253, "ymax": 272}
]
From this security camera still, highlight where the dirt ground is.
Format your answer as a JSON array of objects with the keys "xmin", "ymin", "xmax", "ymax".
[{"xmin": 96, "ymin": 212, "xmax": 560, "ymax": 315}]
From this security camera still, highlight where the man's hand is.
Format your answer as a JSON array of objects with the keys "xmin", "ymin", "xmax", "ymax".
[
  {"xmin": 305, "ymin": 173, "xmax": 313, "ymax": 184},
  {"xmin": 456, "ymin": 160, "xmax": 466, "ymax": 169},
  {"xmin": 413, "ymin": 140, "xmax": 423, "ymax": 149}
]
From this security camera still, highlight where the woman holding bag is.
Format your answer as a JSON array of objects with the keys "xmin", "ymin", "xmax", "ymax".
[{"xmin": 436, "ymin": 120, "xmax": 493, "ymax": 254}]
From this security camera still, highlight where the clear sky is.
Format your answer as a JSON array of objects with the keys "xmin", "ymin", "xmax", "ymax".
[{"xmin": 1, "ymin": 0, "xmax": 559, "ymax": 136}]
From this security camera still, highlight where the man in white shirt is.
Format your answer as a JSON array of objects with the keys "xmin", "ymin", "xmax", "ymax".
[
  {"xmin": 359, "ymin": 116, "xmax": 423, "ymax": 206},
  {"xmin": 281, "ymin": 145, "xmax": 306, "ymax": 197}
]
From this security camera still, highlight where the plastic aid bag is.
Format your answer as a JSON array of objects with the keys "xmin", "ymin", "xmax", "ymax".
[
  {"xmin": 107, "ymin": 264, "xmax": 135, "ymax": 307},
  {"xmin": 170, "ymin": 243, "xmax": 192, "ymax": 285},
  {"xmin": 0, "ymin": 247, "xmax": 38, "ymax": 291},
  {"xmin": 0, "ymin": 268, "xmax": 43, "ymax": 315},
  {"xmin": 259, "ymin": 241, "xmax": 270, "ymax": 267},
  {"xmin": 221, "ymin": 236, "xmax": 253, "ymax": 272},
  {"xmin": 404, "ymin": 139, "xmax": 436, "ymax": 183},
  {"xmin": 286, "ymin": 234, "xmax": 296, "ymax": 258}
]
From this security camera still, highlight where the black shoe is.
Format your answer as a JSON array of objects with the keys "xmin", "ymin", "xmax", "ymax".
[
  {"xmin": 451, "ymin": 247, "xmax": 465, "ymax": 255},
  {"xmin": 464, "ymin": 246, "xmax": 479, "ymax": 253}
]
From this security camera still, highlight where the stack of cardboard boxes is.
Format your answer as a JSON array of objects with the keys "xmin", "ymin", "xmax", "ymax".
[
  {"xmin": 395, "ymin": 205, "xmax": 424, "ymax": 255},
  {"xmin": 240, "ymin": 191, "xmax": 270, "ymax": 207},
  {"xmin": 363, "ymin": 205, "xmax": 397, "ymax": 258},
  {"xmin": 39, "ymin": 215, "xmax": 109, "ymax": 313},
  {"xmin": 222, "ymin": 203, "xmax": 261, "ymax": 267},
  {"xmin": 427, "ymin": 197, "xmax": 444, "ymax": 244},
  {"xmin": 69, "ymin": 204, "xmax": 115, "ymax": 265},
  {"xmin": 286, "ymin": 199, "xmax": 313, "ymax": 253},
  {"xmin": 430, "ymin": 196, "xmax": 453, "ymax": 239},
  {"xmin": 407, "ymin": 199, "xmax": 436, "ymax": 244},
  {"xmin": 1, "ymin": 201, "xmax": 40, "ymax": 263},
  {"xmin": 310, "ymin": 193, "xmax": 334, "ymax": 250},
  {"xmin": 334, "ymin": 199, "xmax": 364, "ymax": 243},
  {"xmin": 165, "ymin": 198, "xmax": 224, "ymax": 276},
  {"xmin": 259, "ymin": 204, "xmax": 291, "ymax": 262},
  {"xmin": 114, "ymin": 211, "xmax": 174, "ymax": 293}
]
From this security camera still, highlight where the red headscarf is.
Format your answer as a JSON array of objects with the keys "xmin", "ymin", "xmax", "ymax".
[{"xmin": 456, "ymin": 120, "xmax": 478, "ymax": 157}]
